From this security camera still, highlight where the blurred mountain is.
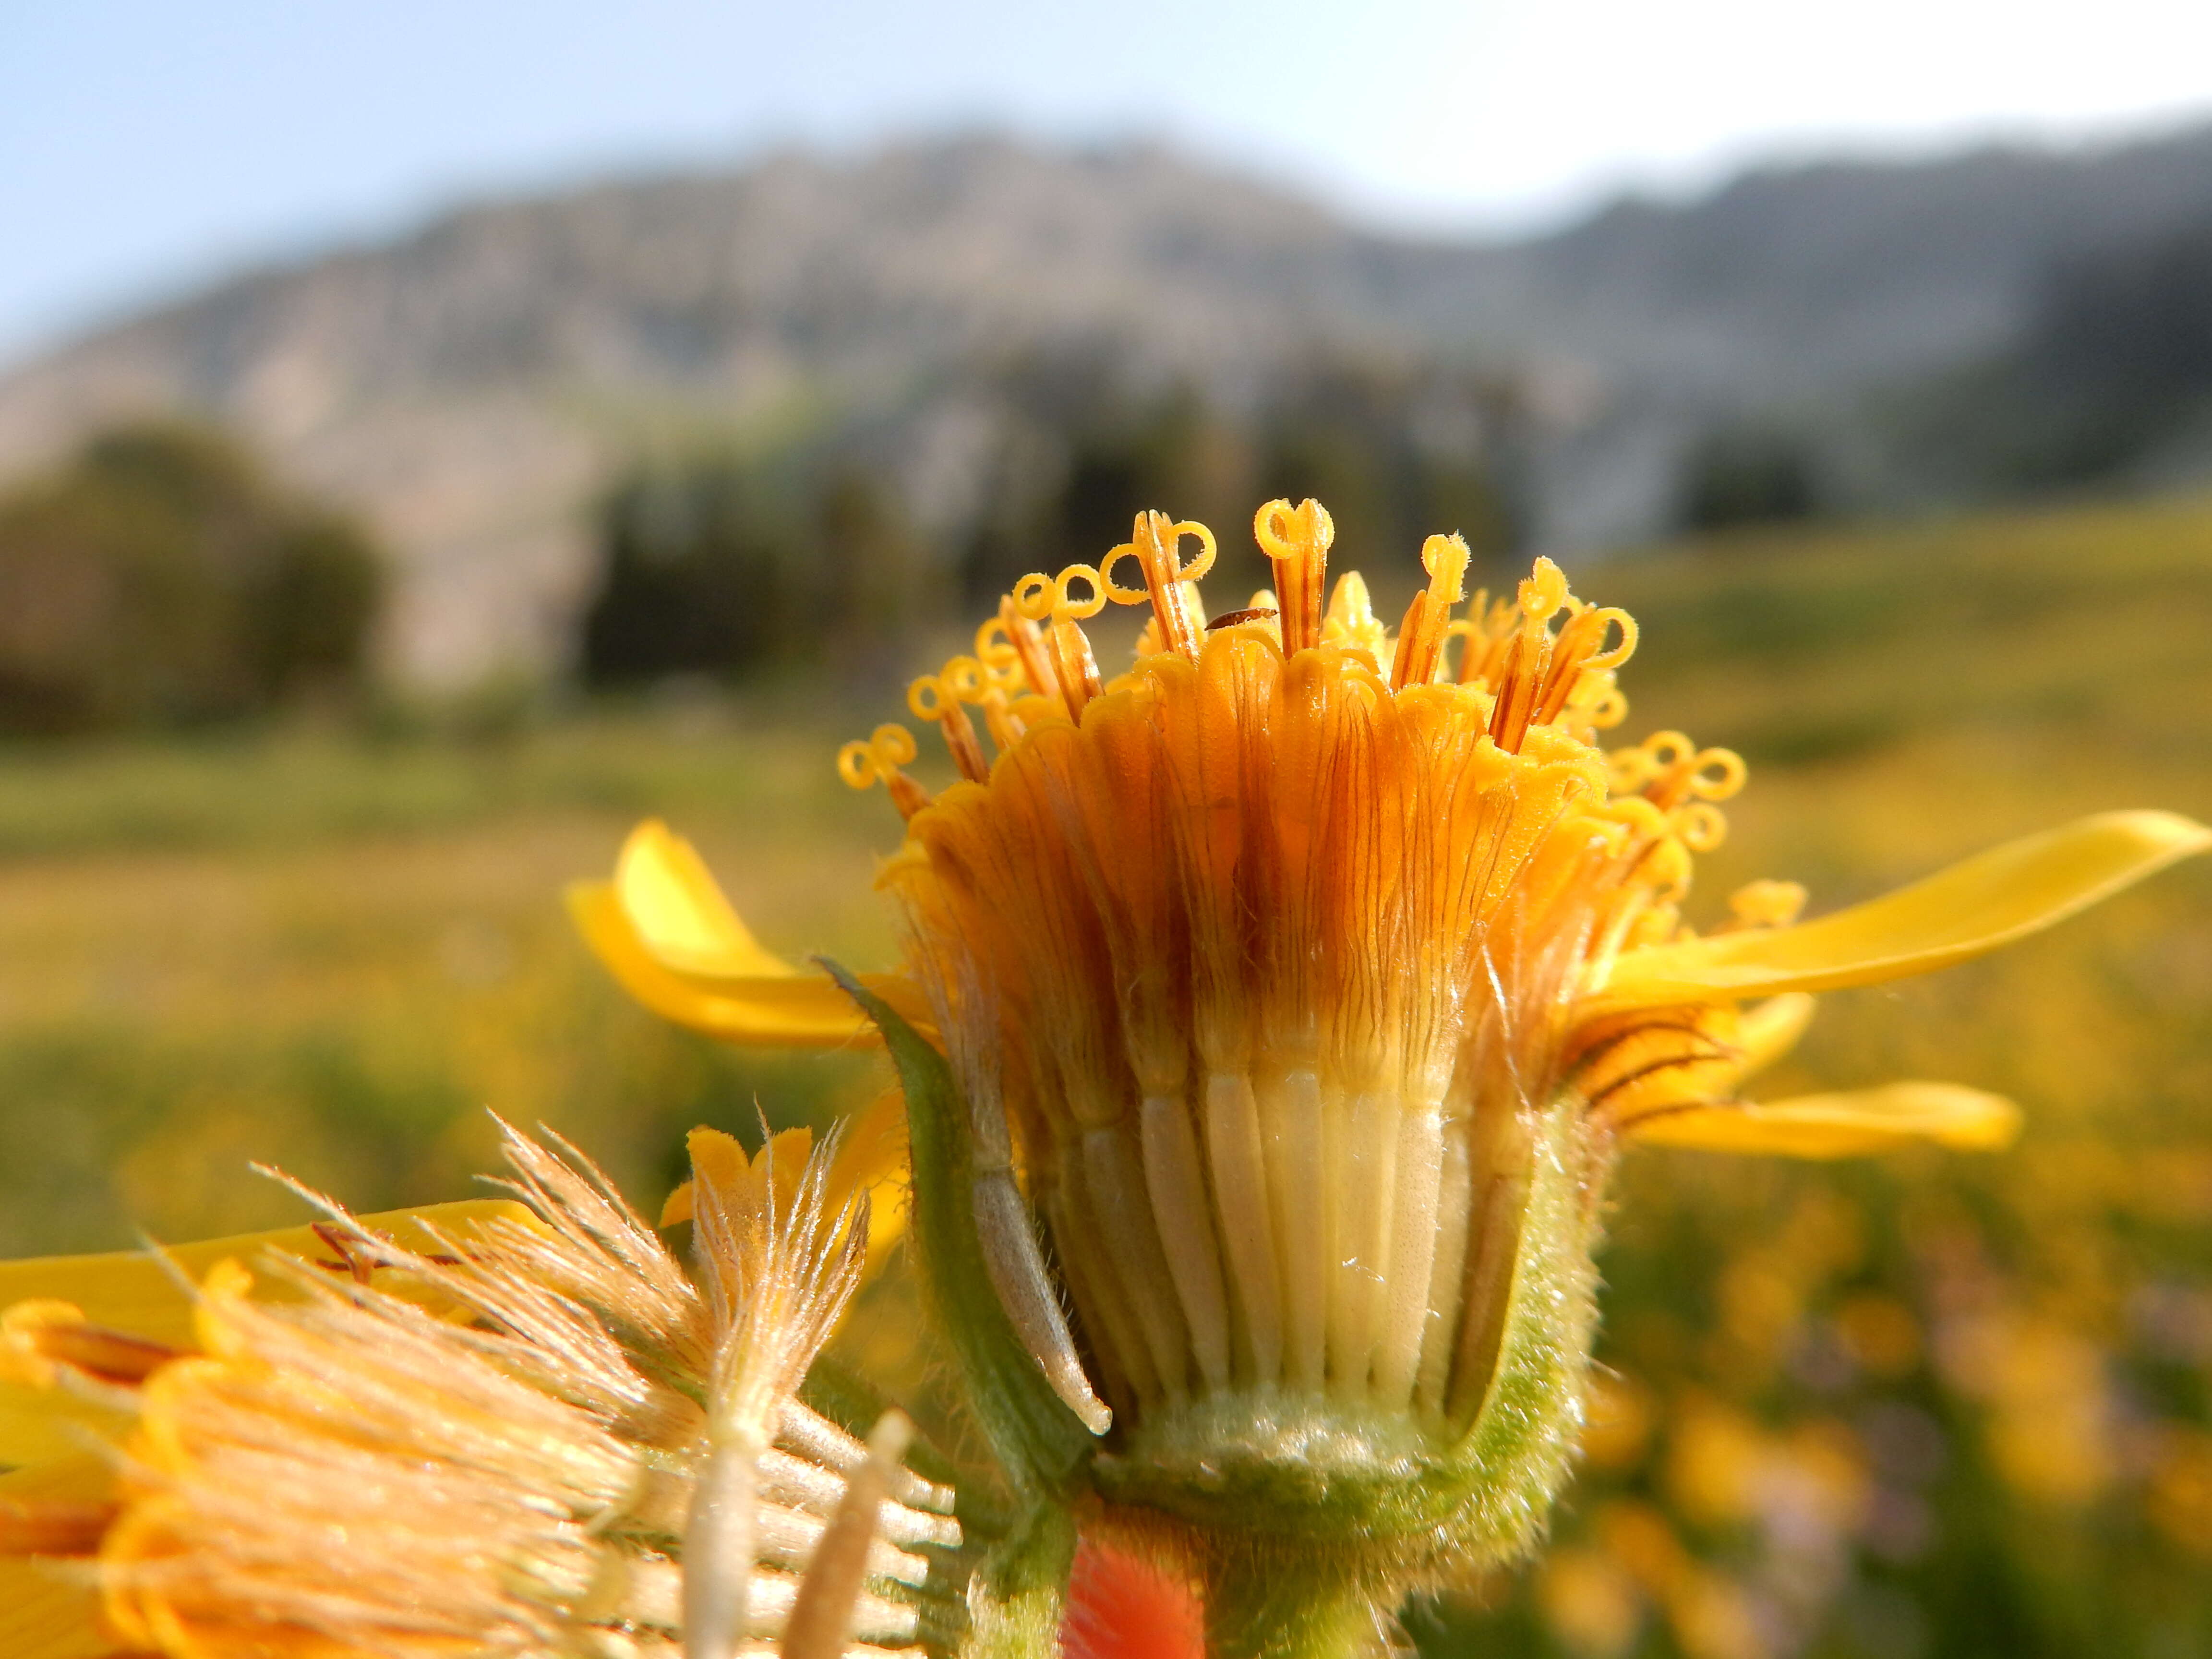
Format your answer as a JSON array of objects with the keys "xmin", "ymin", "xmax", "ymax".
[{"xmin": 5, "ymin": 127, "xmax": 2212, "ymax": 684}]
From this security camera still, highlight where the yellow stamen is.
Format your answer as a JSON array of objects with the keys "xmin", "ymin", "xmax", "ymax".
[
  {"xmin": 837, "ymin": 723, "xmax": 932, "ymax": 821},
  {"xmin": 1012, "ymin": 565, "xmax": 1108, "ymax": 719},
  {"xmin": 1320, "ymin": 568, "xmax": 1388, "ymax": 666},
  {"xmin": 1101, "ymin": 510, "xmax": 1217, "ymax": 661},
  {"xmin": 908, "ymin": 667, "xmax": 990, "ymax": 785},
  {"xmin": 988, "ymin": 597, "xmax": 1061, "ymax": 703},
  {"xmin": 1485, "ymin": 556, "xmax": 1570, "ymax": 750},
  {"xmin": 1391, "ymin": 533, "xmax": 1471, "ymax": 690},
  {"xmin": 1252, "ymin": 498, "xmax": 1333, "ymax": 655},
  {"xmin": 1535, "ymin": 602, "xmax": 1637, "ymax": 726}
]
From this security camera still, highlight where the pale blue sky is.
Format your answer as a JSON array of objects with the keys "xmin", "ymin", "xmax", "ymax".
[{"xmin": 4, "ymin": 0, "xmax": 2211, "ymax": 363}]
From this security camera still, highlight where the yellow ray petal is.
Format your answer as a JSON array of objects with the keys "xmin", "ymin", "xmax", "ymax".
[
  {"xmin": 1627, "ymin": 1082, "xmax": 2021, "ymax": 1158},
  {"xmin": 0, "ymin": 1201, "xmax": 533, "ymax": 1468},
  {"xmin": 1736, "ymin": 993, "xmax": 1816, "ymax": 1080},
  {"xmin": 570, "ymin": 882, "xmax": 931, "ymax": 1047},
  {"xmin": 0, "ymin": 1556, "xmax": 115, "ymax": 1659},
  {"xmin": 614, "ymin": 819, "xmax": 797, "ymax": 979},
  {"xmin": 0, "ymin": 1458, "xmax": 120, "ymax": 1658},
  {"xmin": 0, "ymin": 1386, "xmax": 132, "ymax": 1483},
  {"xmin": 660, "ymin": 1090, "xmax": 911, "ymax": 1272},
  {"xmin": 0, "ymin": 1455, "xmax": 114, "ymax": 1505},
  {"xmin": 607, "ymin": 822, "xmax": 940, "ymax": 1024},
  {"xmin": 1602, "ymin": 811, "xmax": 2211, "ymax": 1005},
  {"xmin": 0, "ymin": 1200, "xmax": 534, "ymax": 1353}
]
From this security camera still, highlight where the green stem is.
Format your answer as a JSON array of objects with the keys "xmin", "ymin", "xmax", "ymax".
[
  {"xmin": 1202, "ymin": 1547, "xmax": 1379, "ymax": 1659},
  {"xmin": 961, "ymin": 1503, "xmax": 1078, "ymax": 1659}
]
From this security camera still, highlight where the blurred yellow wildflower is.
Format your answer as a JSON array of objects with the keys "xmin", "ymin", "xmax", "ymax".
[{"xmin": 0, "ymin": 1123, "xmax": 958, "ymax": 1659}]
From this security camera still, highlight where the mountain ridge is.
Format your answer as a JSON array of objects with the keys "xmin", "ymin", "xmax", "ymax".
[{"xmin": 7, "ymin": 126, "xmax": 2212, "ymax": 683}]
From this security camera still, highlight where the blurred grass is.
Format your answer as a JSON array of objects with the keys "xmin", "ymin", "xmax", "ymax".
[
  {"xmin": 0, "ymin": 492, "xmax": 2208, "ymax": 1655},
  {"xmin": 0, "ymin": 708, "xmax": 905, "ymax": 1254},
  {"xmin": 0, "ymin": 705, "xmax": 868, "ymax": 856}
]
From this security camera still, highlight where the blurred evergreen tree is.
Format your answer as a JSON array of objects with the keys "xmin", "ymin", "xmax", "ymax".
[
  {"xmin": 1674, "ymin": 425, "xmax": 1825, "ymax": 533},
  {"xmin": 818, "ymin": 465, "xmax": 927, "ymax": 690},
  {"xmin": 580, "ymin": 360, "xmax": 1526, "ymax": 689},
  {"xmin": 2021, "ymin": 219, "xmax": 2212, "ymax": 470},
  {"xmin": 580, "ymin": 454, "xmax": 927, "ymax": 688},
  {"xmin": 957, "ymin": 352, "xmax": 1250, "ymax": 604},
  {"xmin": 0, "ymin": 421, "xmax": 384, "ymax": 732},
  {"xmin": 1258, "ymin": 360, "xmax": 1521, "ymax": 606},
  {"xmin": 580, "ymin": 459, "xmax": 785, "ymax": 685},
  {"xmin": 241, "ymin": 517, "xmax": 387, "ymax": 701},
  {"xmin": 962, "ymin": 356, "xmax": 1519, "ymax": 618}
]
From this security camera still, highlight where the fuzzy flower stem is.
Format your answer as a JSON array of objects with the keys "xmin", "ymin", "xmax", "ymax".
[
  {"xmin": 1202, "ymin": 1548, "xmax": 1374, "ymax": 1659},
  {"xmin": 963, "ymin": 1503, "xmax": 1079, "ymax": 1659}
]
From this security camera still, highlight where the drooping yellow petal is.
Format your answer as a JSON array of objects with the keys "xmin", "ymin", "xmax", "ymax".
[
  {"xmin": 602, "ymin": 819, "xmax": 940, "ymax": 1031},
  {"xmin": 614, "ymin": 819, "xmax": 797, "ymax": 978},
  {"xmin": 569, "ymin": 881, "xmax": 931, "ymax": 1047},
  {"xmin": 663, "ymin": 1126, "xmax": 819, "ymax": 1224},
  {"xmin": 1601, "ymin": 811, "xmax": 2211, "ymax": 1005},
  {"xmin": 1627, "ymin": 1082, "xmax": 2022, "ymax": 1157},
  {"xmin": 667, "ymin": 1125, "xmax": 754, "ymax": 1220},
  {"xmin": 690, "ymin": 1124, "xmax": 814, "ymax": 1223}
]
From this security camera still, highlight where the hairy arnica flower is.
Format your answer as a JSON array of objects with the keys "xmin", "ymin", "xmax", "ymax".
[
  {"xmin": 0, "ymin": 1122, "xmax": 968, "ymax": 1659},
  {"xmin": 571, "ymin": 500, "xmax": 2208, "ymax": 1658}
]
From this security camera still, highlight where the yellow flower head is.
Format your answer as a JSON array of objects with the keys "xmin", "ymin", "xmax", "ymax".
[
  {"xmin": 884, "ymin": 512, "xmax": 1726, "ymax": 1440},
  {"xmin": 572, "ymin": 499, "xmax": 2207, "ymax": 1638}
]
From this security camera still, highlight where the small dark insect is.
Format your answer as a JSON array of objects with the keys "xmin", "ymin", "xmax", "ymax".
[{"xmin": 1206, "ymin": 607, "xmax": 1279, "ymax": 630}]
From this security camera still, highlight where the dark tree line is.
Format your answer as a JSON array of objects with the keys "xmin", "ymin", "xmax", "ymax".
[
  {"xmin": 581, "ymin": 461, "xmax": 924, "ymax": 691},
  {"xmin": 1891, "ymin": 216, "xmax": 2212, "ymax": 495},
  {"xmin": 579, "ymin": 354, "xmax": 1527, "ymax": 690},
  {"xmin": 1673, "ymin": 426, "xmax": 1826, "ymax": 533},
  {"xmin": 0, "ymin": 422, "xmax": 385, "ymax": 733}
]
